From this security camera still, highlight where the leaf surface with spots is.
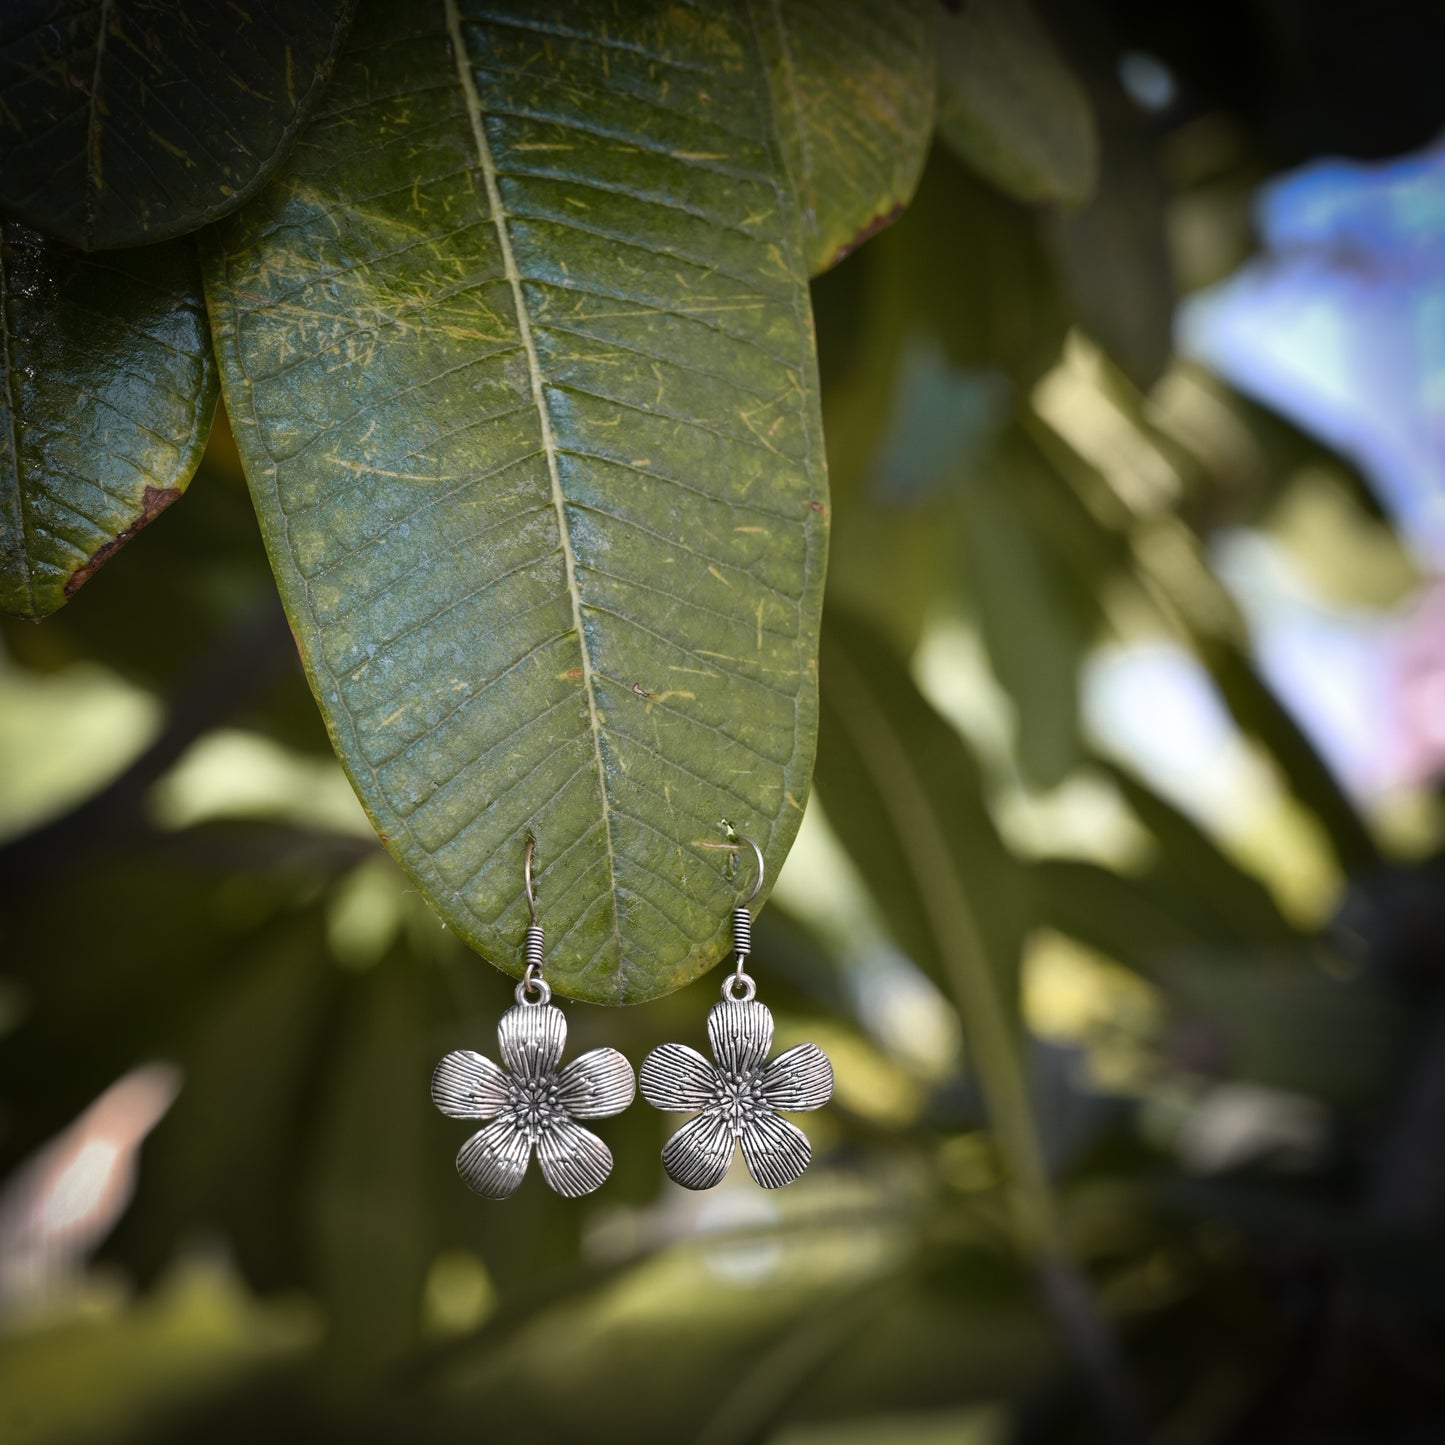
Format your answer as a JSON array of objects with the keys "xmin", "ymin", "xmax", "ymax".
[
  {"xmin": 206, "ymin": 1, "xmax": 844, "ymax": 1003},
  {"xmin": 0, "ymin": 221, "xmax": 217, "ymax": 619},
  {"xmin": 761, "ymin": 0, "xmax": 936, "ymax": 273}
]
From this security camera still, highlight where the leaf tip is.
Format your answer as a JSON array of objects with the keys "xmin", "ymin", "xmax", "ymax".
[{"xmin": 63, "ymin": 484, "xmax": 183, "ymax": 599}]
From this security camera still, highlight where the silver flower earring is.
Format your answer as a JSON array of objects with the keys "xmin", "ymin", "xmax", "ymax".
[
  {"xmin": 640, "ymin": 836, "xmax": 833, "ymax": 1190},
  {"xmin": 430, "ymin": 839, "xmax": 636, "ymax": 1199}
]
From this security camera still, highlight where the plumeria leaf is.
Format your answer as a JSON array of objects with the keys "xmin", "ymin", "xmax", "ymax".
[
  {"xmin": 205, "ymin": 0, "xmax": 855, "ymax": 1003},
  {"xmin": 0, "ymin": 222, "xmax": 217, "ymax": 619},
  {"xmin": 0, "ymin": 0, "xmax": 356, "ymax": 250},
  {"xmin": 815, "ymin": 609, "xmax": 1032, "ymax": 1017},
  {"xmin": 763, "ymin": 0, "xmax": 937, "ymax": 273},
  {"xmin": 934, "ymin": 0, "xmax": 1097, "ymax": 206}
]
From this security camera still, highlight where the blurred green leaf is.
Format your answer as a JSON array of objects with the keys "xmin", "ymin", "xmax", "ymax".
[
  {"xmin": 815, "ymin": 609, "xmax": 1056, "ymax": 1249},
  {"xmin": 0, "ymin": 223, "xmax": 216, "ymax": 619},
  {"xmin": 308, "ymin": 951, "xmax": 434, "ymax": 1373},
  {"xmin": 875, "ymin": 151, "xmax": 1072, "ymax": 387},
  {"xmin": 1050, "ymin": 93, "xmax": 1173, "ymax": 391},
  {"xmin": 0, "ymin": 1257, "xmax": 316, "ymax": 1445},
  {"xmin": 1101, "ymin": 760, "xmax": 1299, "ymax": 945},
  {"xmin": 934, "ymin": 0, "xmax": 1098, "ymax": 206},
  {"xmin": 1207, "ymin": 643, "xmax": 1379, "ymax": 875},
  {"xmin": 1034, "ymin": 859, "xmax": 1217, "ymax": 975},
  {"xmin": 1157, "ymin": 949, "xmax": 1398, "ymax": 1102},
  {"xmin": 0, "ymin": 1, "xmax": 356, "ymax": 250},
  {"xmin": 959, "ymin": 432, "xmax": 1091, "ymax": 788},
  {"xmin": 817, "ymin": 609, "xmax": 1029, "ymax": 1015},
  {"xmin": 764, "ymin": 0, "xmax": 936, "ymax": 274},
  {"xmin": 205, "ymin": 0, "xmax": 839, "ymax": 1004}
]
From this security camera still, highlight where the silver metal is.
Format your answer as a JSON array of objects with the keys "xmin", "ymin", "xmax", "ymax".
[
  {"xmin": 698, "ymin": 834, "xmax": 765, "ymax": 904},
  {"xmin": 523, "ymin": 923, "xmax": 545, "ymax": 972},
  {"xmin": 698, "ymin": 836, "xmax": 762, "ymax": 990},
  {"xmin": 433, "ymin": 1003, "xmax": 635, "ymax": 1198},
  {"xmin": 523, "ymin": 836, "xmax": 539, "ymax": 924},
  {"xmin": 640, "ymin": 997, "xmax": 833, "ymax": 1191},
  {"xmin": 723, "ymin": 970, "xmax": 757, "ymax": 1003},
  {"xmin": 516, "ymin": 970, "xmax": 551, "ymax": 1007},
  {"xmin": 730, "ymin": 905, "xmax": 753, "ymax": 958},
  {"xmin": 432, "ymin": 836, "xmax": 634, "ymax": 1198}
]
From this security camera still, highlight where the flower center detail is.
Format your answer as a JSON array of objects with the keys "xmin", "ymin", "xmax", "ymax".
[
  {"xmin": 509, "ymin": 1075, "xmax": 563, "ymax": 1140},
  {"xmin": 713, "ymin": 1067, "xmax": 768, "ymax": 1135}
]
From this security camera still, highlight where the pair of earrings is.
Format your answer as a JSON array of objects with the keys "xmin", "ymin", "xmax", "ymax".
[{"xmin": 430, "ymin": 837, "xmax": 833, "ymax": 1198}]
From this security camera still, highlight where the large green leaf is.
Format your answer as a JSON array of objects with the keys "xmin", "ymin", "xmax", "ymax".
[
  {"xmin": 760, "ymin": 0, "xmax": 935, "ymax": 273},
  {"xmin": 815, "ymin": 610, "xmax": 1054, "ymax": 1249},
  {"xmin": 206, "ymin": 1, "xmax": 835, "ymax": 1004},
  {"xmin": 0, "ymin": 0, "xmax": 356, "ymax": 250},
  {"xmin": 957, "ymin": 431, "xmax": 1089, "ymax": 789},
  {"xmin": 934, "ymin": 0, "xmax": 1097, "ymax": 207},
  {"xmin": 815, "ymin": 609, "xmax": 1030, "ymax": 1027},
  {"xmin": 0, "ymin": 221, "xmax": 216, "ymax": 619}
]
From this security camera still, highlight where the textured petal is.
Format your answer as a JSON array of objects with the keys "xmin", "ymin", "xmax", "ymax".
[
  {"xmin": 456, "ymin": 1117, "xmax": 531, "ymax": 1198},
  {"xmin": 639, "ymin": 1042, "xmax": 718, "ymax": 1112},
  {"xmin": 707, "ymin": 999, "xmax": 774, "ymax": 1077},
  {"xmin": 431, "ymin": 1049, "xmax": 510, "ymax": 1120},
  {"xmin": 739, "ymin": 1110, "xmax": 812, "ymax": 1189},
  {"xmin": 762, "ymin": 1043, "xmax": 834, "ymax": 1112},
  {"xmin": 537, "ymin": 1117, "xmax": 613, "ymax": 1197},
  {"xmin": 661, "ymin": 1108, "xmax": 735, "ymax": 1191},
  {"xmin": 498, "ymin": 1003, "xmax": 566, "ymax": 1079},
  {"xmin": 558, "ymin": 1047, "xmax": 636, "ymax": 1119}
]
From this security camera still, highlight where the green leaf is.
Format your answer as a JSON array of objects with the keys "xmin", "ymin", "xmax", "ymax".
[
  {"xmin": 205, "ymin": 2, "xmax": 831, "ymax": 1004},
  {"xmin": 0, "ymin": 221, "xmax": 217, "ymax": 619},
  {"xmin": 760, "ymin": 0, "xmax": 936, "ymax": 273},
  {"xmin": 1101, "ymin": 760, "xmax": 1300, "ymax": 945},
  {"xmin": 0, "ymin": 0, "xmax": 356, "ymax": 250},
  {"xmin": 815, "ymin": 609, "xmax": 1054, "ymax": 1250},
  {"xmin": 1034, "ymin": 858, "xmax": 1214, "ymax": 975},
  {"xmin": 1050, "ymin": 93, "xmax": 1173, "ymax": 390},
  {"xmin": 934, "ymin": 0, "xmax": 1097, "ymax": 207},
  {"xmin": 1207, "ymin": 642, "xmax": 1380, "ymax": 875},
  {"xmin": 958, "ymin": 432, "xmax": 1089, "ymax": 788},
  {"xmin": 816, "ymin": 609, "xmax": 1029, "ymax": 1014}
]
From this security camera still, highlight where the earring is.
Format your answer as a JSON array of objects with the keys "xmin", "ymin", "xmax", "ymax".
[
  {"xmin": 430, "ymin": 839, "xmax": 636, "ymax": 1199},
  {"xmin": 640, "ymin": 836, "xmax": 833, "ymax": 1190}
]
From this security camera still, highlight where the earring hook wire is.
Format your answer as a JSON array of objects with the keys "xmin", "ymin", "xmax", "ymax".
[
  {"xmin": 523, "ymin": 834, "xmax": 538, "ymax": 925},
  {"xmin": 697, "ymin": 834, "xmax": 765, "ymax": 905},
  {"xmin": 698, "ymin": 835, "xmax": 764, "ymax": 1000}
]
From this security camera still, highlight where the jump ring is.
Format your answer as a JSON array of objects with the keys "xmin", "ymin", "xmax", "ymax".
[
  {"xmin": 722, "ymin": 971, "xmax": 757, "ymax": 1003},
  {"xmin": 516, "ymin": 966, "xmax": 551, "ymax": 1006}
]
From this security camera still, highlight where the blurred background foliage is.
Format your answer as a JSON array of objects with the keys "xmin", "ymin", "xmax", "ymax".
[{"xmin": 4, "ymin": 2, "xmax": 1445, "ymax": 1443}]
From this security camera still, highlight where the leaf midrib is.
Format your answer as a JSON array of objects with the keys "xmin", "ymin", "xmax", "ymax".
[
  {"xmin": 84, "ymin": 0, "xmax": 114, "ymax": 249},
  {"xmin": 442, "ymin": 0, "xmax": 622, "ymax": 965}
]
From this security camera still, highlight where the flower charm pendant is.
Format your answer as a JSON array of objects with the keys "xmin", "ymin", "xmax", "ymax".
[
  {"xmin": 432, "ymin": 1002, "xmax": 635, "ymax": 1199},
  {"xmin": 640, "ymin": 996, "xmax": 833, "ymax": 1189}
]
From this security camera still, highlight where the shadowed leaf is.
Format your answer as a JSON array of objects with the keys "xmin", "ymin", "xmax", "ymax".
[
  {"xmin": 0, "ymin": 0, "xmax": 356, "ymax": 250},
  {"xmin": 761, "ymin": 0, "xmax": 936, "ymax": 273},
  {"xmin": 935, "ymin": 0, "xmax": 1098, "ymax": 207},
  {"xmin": 0, "ymin": 221, "xmax": 216, "ymax": 619}
]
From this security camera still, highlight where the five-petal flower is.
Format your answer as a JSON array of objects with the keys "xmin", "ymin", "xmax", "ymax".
[
  {"xmin": 640, "ymin": 997, "xmax": 833, "ymax": 1189},
  {"xmin": 432, "ymin": 1003, "xmax": 635, "ymax": 1198}
]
